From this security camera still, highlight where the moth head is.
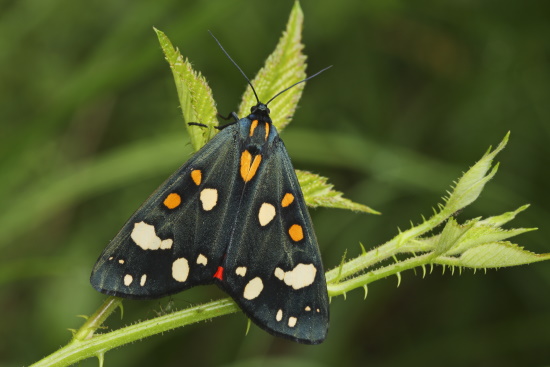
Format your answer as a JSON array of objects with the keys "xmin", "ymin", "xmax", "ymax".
[
  {"xmin": 249, "ymin": 103, "xmax": 272, "ymax": 123},
  {"xmin": 251, "ymin": 103, "xmax": 270, "ymax": 115}
]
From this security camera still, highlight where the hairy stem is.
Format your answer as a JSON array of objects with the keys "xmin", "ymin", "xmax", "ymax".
[{"xmin": 30, "ymin": 299, "xmax": 239, "ymax": 367}]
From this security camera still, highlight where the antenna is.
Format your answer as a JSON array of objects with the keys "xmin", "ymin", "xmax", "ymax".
[
  {"xmin": 209, "ymin": 31, "xmax": 332, "ymax": 108},
  {"xmin": 266, "ymin": 65, "xmax": 333, "ymax": 106},
  {"xmin": 209, "ymin": 30, "xmax": 260, "ymax": 104}
]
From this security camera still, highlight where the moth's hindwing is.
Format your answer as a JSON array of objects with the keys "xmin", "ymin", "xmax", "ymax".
[{"xmin": 90, "ymin": 112, "xmax": 329, "ymax": 344}]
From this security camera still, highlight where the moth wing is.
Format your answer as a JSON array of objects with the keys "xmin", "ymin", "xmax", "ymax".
[
  {"xmin": 221, "ymin": 132, "xmax": 329, "ymax": 344},
  {"xmin": 90, "ymin": 126, "xmax": 243, "ymax": 298}
]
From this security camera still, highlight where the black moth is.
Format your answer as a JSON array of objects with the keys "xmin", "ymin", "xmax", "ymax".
[{"xmin": 90, "ymin": 33, "xmax": 330, "ymax": 344}]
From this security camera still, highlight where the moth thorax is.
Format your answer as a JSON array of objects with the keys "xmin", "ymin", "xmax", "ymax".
[{"xmin": 248, "ymin": 119, "xmax": 271, "ymax": 142}]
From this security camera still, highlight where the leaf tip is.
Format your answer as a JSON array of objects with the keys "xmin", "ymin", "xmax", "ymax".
[
  {"xmin": 292, "ymin": 0, "xmax": 304, "ymax": 17},
  {"xmin": 367, "ymin": 207, "xmax": 382, "ymax": 215},
  {"xmin": 153, "ymin": 27, "xmax": 165, "ymax": 39},
  {"xmin": 492, "ymin": 132, "xmax": 510, "ymax": 155}
]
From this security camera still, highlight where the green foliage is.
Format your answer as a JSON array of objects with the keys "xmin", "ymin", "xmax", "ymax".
[
  {"xmin": 154, "ymin": 28, "xmax": 217, "ymax": 151},
  {"xmin": 297, "ymin": 170, "xmax": 377, "ymax": 213},
  {"xmin": 28, "ymin": 5, "xmax": 548, "ymax": 366},
  {"xmin": 236, "ymin": 1, "xmax": 307, "ymax": 131},
  {"xmin": 326, "ymin": 134, "xmax": 545, "ymax": 296},
  {"xmin": 2, "ymin": 0, "xmax": 550, "ymax": 366}
]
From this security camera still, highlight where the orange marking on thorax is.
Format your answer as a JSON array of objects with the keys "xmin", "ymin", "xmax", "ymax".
[
  {"xmin": 240, "ymin": 150, "xmax": 262, "ymax": 182},
  {"xmin": 213, "ymin": 266, "xmax": 224, "ymax": 280},
  {"xmin": 191, "ymin": 169, "xmax": 202, "ymax": 185},
  {"xmin": 163, "ymin": 193, "xmax": 182, "ymax": 209},
  {"xmin": 249, "ymin": 120, "xmax": 259, "ymax": 137},
  {"xmin": 289, "ymin": 224, "xmax": 304, "ymax": 242},
  {"xmin": 264, "ymin": 123, "xmax": 270, "ymax": 141}
]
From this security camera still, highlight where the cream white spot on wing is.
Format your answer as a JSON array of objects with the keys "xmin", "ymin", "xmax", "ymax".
[
  {"xmin": 197, "ymin": 254, "xmax": 208, "ymax": 266},
  {"xmin": 288, "ymin": 317, "xmax": 297, "ymax": 328},
  {"xmin": 140, "ymin": 274, "xmax": 147, "ymax": 286},
  {"xmin": 160, "ymin": 239, "xmax": 173, "ymax": 249},
  {"xmin": 108, "ymin": 256, "xmax": 113, "ymax": 261},
  {"xmin": 124, "ymin": 274, "xmax": 133, "ymax": 286},
  {"xmin": 200, "ymin": 188, "xmax": 218, "ymax": 211},
  {"xmin": 118, "ymin": 259, "xmax": 125, "ymax": 264},
  {"xmin": 235, "ymin": 266, "xmax": 247, "ymax": 277},
  {"xmin": 172, "ymin": 258, "xmax": 190, "ymax": 282},
  {"xmin": 283, "ymin": 263, "xmax": 317, "ymax": 289},
  {"xmin": 274, "ymin": 267, "xmax": 284, "ymax": 280},
  {"xmin": 276, "ymin": 309, "xmax": 283, "ymax": 322},
  {"xmin": 131, "ymin": 221, "xmax": 173, "ymax": 250},
  {"xmin": 258, "ymin": 203, "xmax": 276, "ymax": 226},
  {"xmin": 274, "ymin": 263, "xmax": 317, "ymax": 290},
  {"xmin": 243, "ymin": 277, "xmax": 263, "ymax": 300},
  {"xmin": 305, "ymin": 306, "xmax": 311, "ymax": 311}
]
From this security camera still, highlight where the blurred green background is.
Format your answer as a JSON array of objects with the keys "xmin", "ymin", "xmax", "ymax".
[{"xmin": 1, "ymin": 0, "xmax": 549, "ymax": 366}]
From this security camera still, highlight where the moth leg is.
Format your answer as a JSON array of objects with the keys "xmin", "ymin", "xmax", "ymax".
[
  {"xmin": 188, "ymin": 121, "xmax": 236, "ymax": 131},
  {"xmin": 217, "ymin": 111, "xmax": 240, "ymax": 122},
  {"xmin": 188, "ymin": 122, "xmax": 209, "ymax": 128},
  {"xmin": 189, "ymin": 112, "xmax": 239, "ymax": 131}
]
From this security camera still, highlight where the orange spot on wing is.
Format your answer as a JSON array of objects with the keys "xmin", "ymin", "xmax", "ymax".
[
  {"xmin": 264, "ymin": 123, "xmax": 270, "ymax": 141},
  {"xmin": 289, "ymin": 224, "xmax": 304, "ymax": 242},
  {"xmin": 163, "ymin": 193, "xmax": 181, "ymax": 209},
  {"xmin": 240, "ymin": 150, "xmax": 262, "ymax": 182},
  {"xmin": 249, "ymin": 120, "xmax": 258, "ymax": 137},
  {"xmin": 191, "ymin": 169, "xmax": 202, "ymax": 185},
  {"xmin": 281, "ymin": 193, "xmax": 295, "ymax": 207}
]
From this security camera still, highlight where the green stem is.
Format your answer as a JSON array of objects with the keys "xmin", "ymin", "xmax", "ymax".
[
  {"xmin": 74, "ymin": 296, "xmax": 122, "ymax": 341},
  {"xmin": 30, "ymin": 298, "xmax": 239, "ymax": 367},
  {"xmin": 325, "ymin": 207, "xmax": 452, "ymax": 284},
  {"xmin": 327, "ymin": 253, "xmax": 434, "ymax": 296}
]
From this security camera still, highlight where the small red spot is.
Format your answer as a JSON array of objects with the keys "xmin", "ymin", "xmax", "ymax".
[{"xmin": 213, "ymin": 266, "xmax": 224, "ymax": 280}]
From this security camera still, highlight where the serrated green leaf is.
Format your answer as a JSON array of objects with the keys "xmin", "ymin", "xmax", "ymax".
[
  {"xmin": 237, "ymin": 1, "xmax": 306, "ymax": 130},
  {"xmin": 435, "ymin": 217, "xmax": 476, "ymax": 255},
  {"xmin": 478, "ymin": 204, "xmax": 530, "ymax": 227},
  {"xmin": 405, "ymin": 207, "xmax": 536, "ymax": 256},
  {"xmin": 456, "ymin": 242, "xmax": 550, "ymax": 268},
  {"xmin": 446, "ymin": 224, "xmax": 536, "ymax": 256},
  {"xmin": 444, "ymin": 132, "xmax": 509, "ymax": 214},
  {"xmin": 154, "ymin": 28, "xmax": 218, "ymax": 151},
  {"xmin": 297, "ymin": 170, "xmax": 378, "ymax": 213}
]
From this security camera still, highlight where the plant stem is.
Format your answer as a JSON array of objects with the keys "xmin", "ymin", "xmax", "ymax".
[
  {"xmin": 74, "ymin": 296, "xmax": 122, "ymax": 341},
  {"xmin": 30, "ymin": 298, "xmax": 239, "ymax": 367},
  {"xmin": 325, "ymin": 206, "xmax": 451, "ymax": 284},
  {"xmin": 327, "ymin": 253, "xmax": 434, "ymax": 296}
]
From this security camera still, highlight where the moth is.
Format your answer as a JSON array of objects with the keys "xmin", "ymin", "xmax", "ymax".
[{"xmin": 90, "ymin": 33, "xmax": 330, "ymax": 344}]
